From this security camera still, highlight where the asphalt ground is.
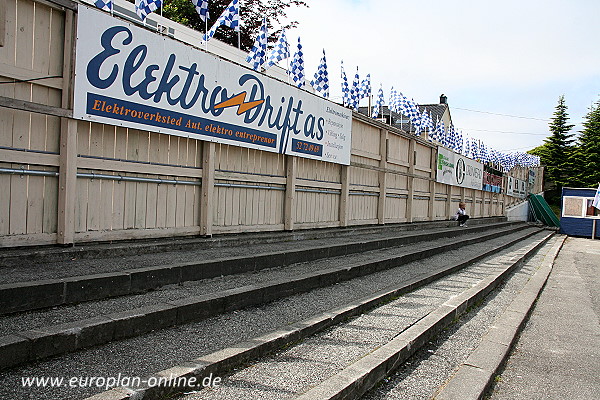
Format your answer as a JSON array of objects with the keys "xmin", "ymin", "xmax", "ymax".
[{"xmin": 487, "ymin": 237, "xmax": 600, "ymax": 400}]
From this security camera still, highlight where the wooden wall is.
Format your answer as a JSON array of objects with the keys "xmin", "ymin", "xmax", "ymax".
[{"xmin": 0, "ymin": 0, "xmax": 541, "ymax": 247}]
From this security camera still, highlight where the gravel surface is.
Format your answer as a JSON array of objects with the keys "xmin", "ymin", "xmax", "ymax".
[
  {"xmin": 0, "ymin": 221, "xmax": 494, "ymax": 283},
  {"xmin": 0, "ymin": 229, "xmax": 548, "ymax": 400},
  {"xmin": 0, "ymin": 226, "xmax": 531, "ymax": 336},
  {"xmin": 169, "ymin": 233, "xmax": 554, "ymax": 400},
  {"xmin": 361, "ymin": 236, "xmax": 560, "ymax": 400}
]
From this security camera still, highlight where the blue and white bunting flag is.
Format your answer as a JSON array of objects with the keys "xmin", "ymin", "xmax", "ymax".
[
  {"xmin": 267, "ymin": 29, "xmax": 290, "ymax": 68},
  {"xmin": 341, "ymin": 61, "xmax": 350, "ymax": 107},
  {"xmin": 246, "ymin": 17, "xmax": 267, "ymax": 70},
  {"xmin": 135, "ymin": 0, "xmax": 162, "ymax": 21},
  {"xmin": 192, "ymin": 0, "xmax": 209, "ymax": 22},
  {"xmin": 204, "ymin": 0, "xmax": 239, "ymax": 41},
  {"xmin": 372, "ymin": 85, "xmax": 385, "ymax": 119},
  {"xmin": 288, "ymin": 37, "xmax": 305, "ymax": 88},
  {"xmin": 350, "ymin": 67, "xmax": 360, "ymax": 110},
  {"xmin": 94, "ymin": 0, "xmax": 112, "ymax": 12},
  {"xmin": 389, "ymin": 87, "xmax": 398, "ymax": 113},
  {"xmin": 359, "ymin": 74, "xmax": 371, "ymax": 100},
  {"xmin": 311, "ymin": 49, "xmax": 329, "ymax": 98}
]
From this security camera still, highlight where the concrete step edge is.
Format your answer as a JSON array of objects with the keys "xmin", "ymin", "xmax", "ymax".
[
  {"xmin": 0, "ymin": 222, "xmax": 524, "ymax": 316},
  {"xmin": 79, "ymin": 231, "xmax": 552, "ymax": 400},
  {"xmin": 0, "ymin": 218, "xmax": 509, "ymax": 263},
  {"xmin": 0, "ymin": 227, "xmax": 543, "ymax": 372},
  {"xmin": 432, "ymin": 234, "xmax": 566, "ymax": 400},
  {"xmin": 291, "ymin": 232, "xmax": 555, "ymax": 400}
]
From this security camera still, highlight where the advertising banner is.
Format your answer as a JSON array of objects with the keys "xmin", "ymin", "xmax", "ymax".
[
  {"xmin": 507, "ymin": 177, "xmax": 527, "ymax": 198},
  {"xmin": 436, "ymin": 147, "xmax": 483, "ymax": 190},
  {"xmin": 73, "ymin": 6, "xmax": 352, "ymax": 165},
  {"xmin": 483, "ymin": 165, "xmax": 503, "ymax": 193}
]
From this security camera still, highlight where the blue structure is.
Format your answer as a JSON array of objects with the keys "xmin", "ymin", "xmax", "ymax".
[{"xmin": 560, "ymin": 187, "xmax": 600, "ymax": 238}]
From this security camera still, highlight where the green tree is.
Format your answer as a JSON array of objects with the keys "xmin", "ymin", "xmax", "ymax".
[
  {"xmin": 157, "ymin": 0, "xmax": 308, "ymax": 51},
  {"xmin": 544, "ymin": 95, "xmax": 576, "ymax": 190},
  {"xmin": 573, "ymin": 98, "xmax": 600, "ymax": 187}
]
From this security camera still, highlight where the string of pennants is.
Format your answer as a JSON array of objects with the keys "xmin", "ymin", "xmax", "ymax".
[{"xmin": 93, "ymin": 0, "xmax": 539, "ymax": 172}]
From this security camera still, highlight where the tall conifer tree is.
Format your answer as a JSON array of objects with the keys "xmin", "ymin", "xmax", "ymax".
[
  {"xmin": 544, "ymin": 95, "xmax": 575, "ymax": 190},
  {"xmin": 573, "ymin": 99, "xmax": 600, "ymax": 187}
]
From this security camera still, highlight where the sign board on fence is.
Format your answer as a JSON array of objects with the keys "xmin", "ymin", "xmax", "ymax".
[
  {"xmin": 436, "ymin": 147, "xmax": 483, "ymax": 190},
  {"xmin": 73, "ymin": 5, "xmax": 352, "ymax": 165}
]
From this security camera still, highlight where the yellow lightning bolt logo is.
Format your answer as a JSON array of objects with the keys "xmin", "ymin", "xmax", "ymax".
[{"xmin": 213, "ymin": 92, "xmax": 264, "ymax": 115}]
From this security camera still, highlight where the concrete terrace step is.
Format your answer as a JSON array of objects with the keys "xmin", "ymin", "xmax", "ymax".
[
  {"xmin": 0, "ymin": 220, "xmax": 518, "ymax": 315},
  {"xmin": 0, "ymin": 224, "xmax": 538, "ymax": 371},
  {"xmin": 0, "ymin": 229, "xmax": 551, "ymax": 400},
  {"xmin": 82, "ymin": 232, "xmax": 556, "ymax": 400},
  {"xmin": 0, "ymin": 217, "xmax": 508, "ymax": 266}
]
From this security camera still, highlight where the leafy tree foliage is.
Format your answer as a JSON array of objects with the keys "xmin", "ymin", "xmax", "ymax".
[{"xmin": 158, "ymin": 0, "xmax": 308, "ymax": 51}]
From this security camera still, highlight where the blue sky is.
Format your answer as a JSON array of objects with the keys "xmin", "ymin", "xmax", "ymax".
[{"xmin": 283, "ymin": 0, "xmax": 600, "ymax": 152}]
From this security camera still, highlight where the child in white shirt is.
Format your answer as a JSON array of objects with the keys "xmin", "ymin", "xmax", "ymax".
[{"xmin": 454, "ymin": 202, "xmax": 469, "ymax": 227}]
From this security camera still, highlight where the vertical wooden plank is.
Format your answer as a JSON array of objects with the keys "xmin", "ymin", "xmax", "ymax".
[
  {"xmin": 200, "ymin": 142, "xmax": 215, "ymax": 235},
  {"xmin": 155, "ymin": 179, "xmax": 168, "ymax": 228},
  {"xmin": 86, "ymin": 175, "xmax": 100, "ymax": 231},
  {"xmin": 231, "ymin": 187, "xmax": 240, "ymax": 226},
  {"xmin": 144, "ymin": 181, "xmax": 157, "ymax": 229},
  {"xmin": 13, "ymin": 89, "xmax": 31, "ymax": 149},
  {"xmin": 89, "ymin": 122, "xmax": 104, "ymax": 157},
  {"xmin": 165, "ymin": 182, "xmax": 177, "ymax": 228},
  {"xmin": 74, "ymin": 173, "xmax": 87, "ymax": 233},
  {"xmin": 127, "ymin": 129, "xmax": 140, "ymax": 161},
  {"xmin": 339, "ymin": 165, "xmax": 349, "ymax": 227},
  {"xmin": 175, "ymin": 184, "xmax": 186, "ymax": 227},
  {"xmin": 134, "ymin": 180, "xmax": 147, "ymax": 228},
  {"xmin": 0, "ymin": 163, "xmax": 10, "ymax": 235},
  {"xmin": 42, "ymin": 173, "xmax": 58, "ymax": 234},
  {"xmin": 0, "ymin": 0, "xmax": 16, "ymax": 61},
  {"xmin": 102, "ymin": 125, "xmax": 116, "ymax": 158},
  {"xmin": 123, "ymin": 179, "xmax": 136, "ymax": 229},
  {"xmin": 0, "ymin": 78, "xmax": 15, "ymax": 147},
  {"xmin": 15, "ymin": 0, "xmax": 34, "ymax": 70},
  {"xmin": 46, "ymin": 90, "xmax": 62, "ymax": 153},
  {"xmin": 284, "ymin": 156, "xmax": 296, "ymax": 230},
  {"xmin": 406, "ymin": 139, "xmax": 416, "ymax": 222},
  {"xmin": 9, "ymin": 173, "xmax": 27, "ymax": 234},
  {"xmin": 112, "ymin": 178, "xmax": 125, "ymax": 230},
  {"xmin": 32, "ymin": 1, "xmax": 51, "ymax": 74},
  {"xmin": 99, "ymin": 178, "xmax": 113, "ymax": 230},
  {"xmin": 237, "ymin": 181, "xmax": 247, "ymax": 225},
  {"xmin": 49, "ymin": 7, "xmax": 65, "ymax": 77},
  {"xmin": 184, "ymin": 185, "xmax": 195, "ymax": 227},
  {"xmin": 378, "ymin": 130, "xmax": 387, "ymax": 224},
  {"xmin": 114, "ymin": 126, "xmax": 128, "ymax": 159},
  {"xmin": 26, "ymin": 174, "xmax": 44, "ymax": 234},
  {"xmin": 30, "ymin": 85, "xmax": 48, "ymax": 152}
]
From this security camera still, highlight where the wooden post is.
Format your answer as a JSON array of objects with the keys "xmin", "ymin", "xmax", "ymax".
[
  {"xmin": 428, "ymin": 145, "xmax": 436, "ymax": 221},
  {"xmin": 377, "ymin": 130, "xmax": 388, "ymax": 224},
  {"xmin": 339, "ymin": 164, "xmax": 350, "ymax": 227},
  {"xmin": 406, "ymin": 138, "xmax": 416, "ymax": 222},
  {"xmin": 200, "ymin": 141, "xmax": 215, "ymax": 236},
  {"xmin": 0, "ymin": 0, "xmax": 6, "ymax": 48},
  {"xmin": 56, "ymin": 10, "xmax": 76, "ymax": 245},
  {"xmin": 284, "ymin": 155, "xmax": 296, "ymax": 231},
  {"xmin": 57, "ymin": 120, "xmax": 77, "ymax": 245}
]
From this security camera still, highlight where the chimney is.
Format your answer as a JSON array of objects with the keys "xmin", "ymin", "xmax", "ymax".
[{"xmin": 440, "ymin": 94, "xmax": 447, "ymax": 104}]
